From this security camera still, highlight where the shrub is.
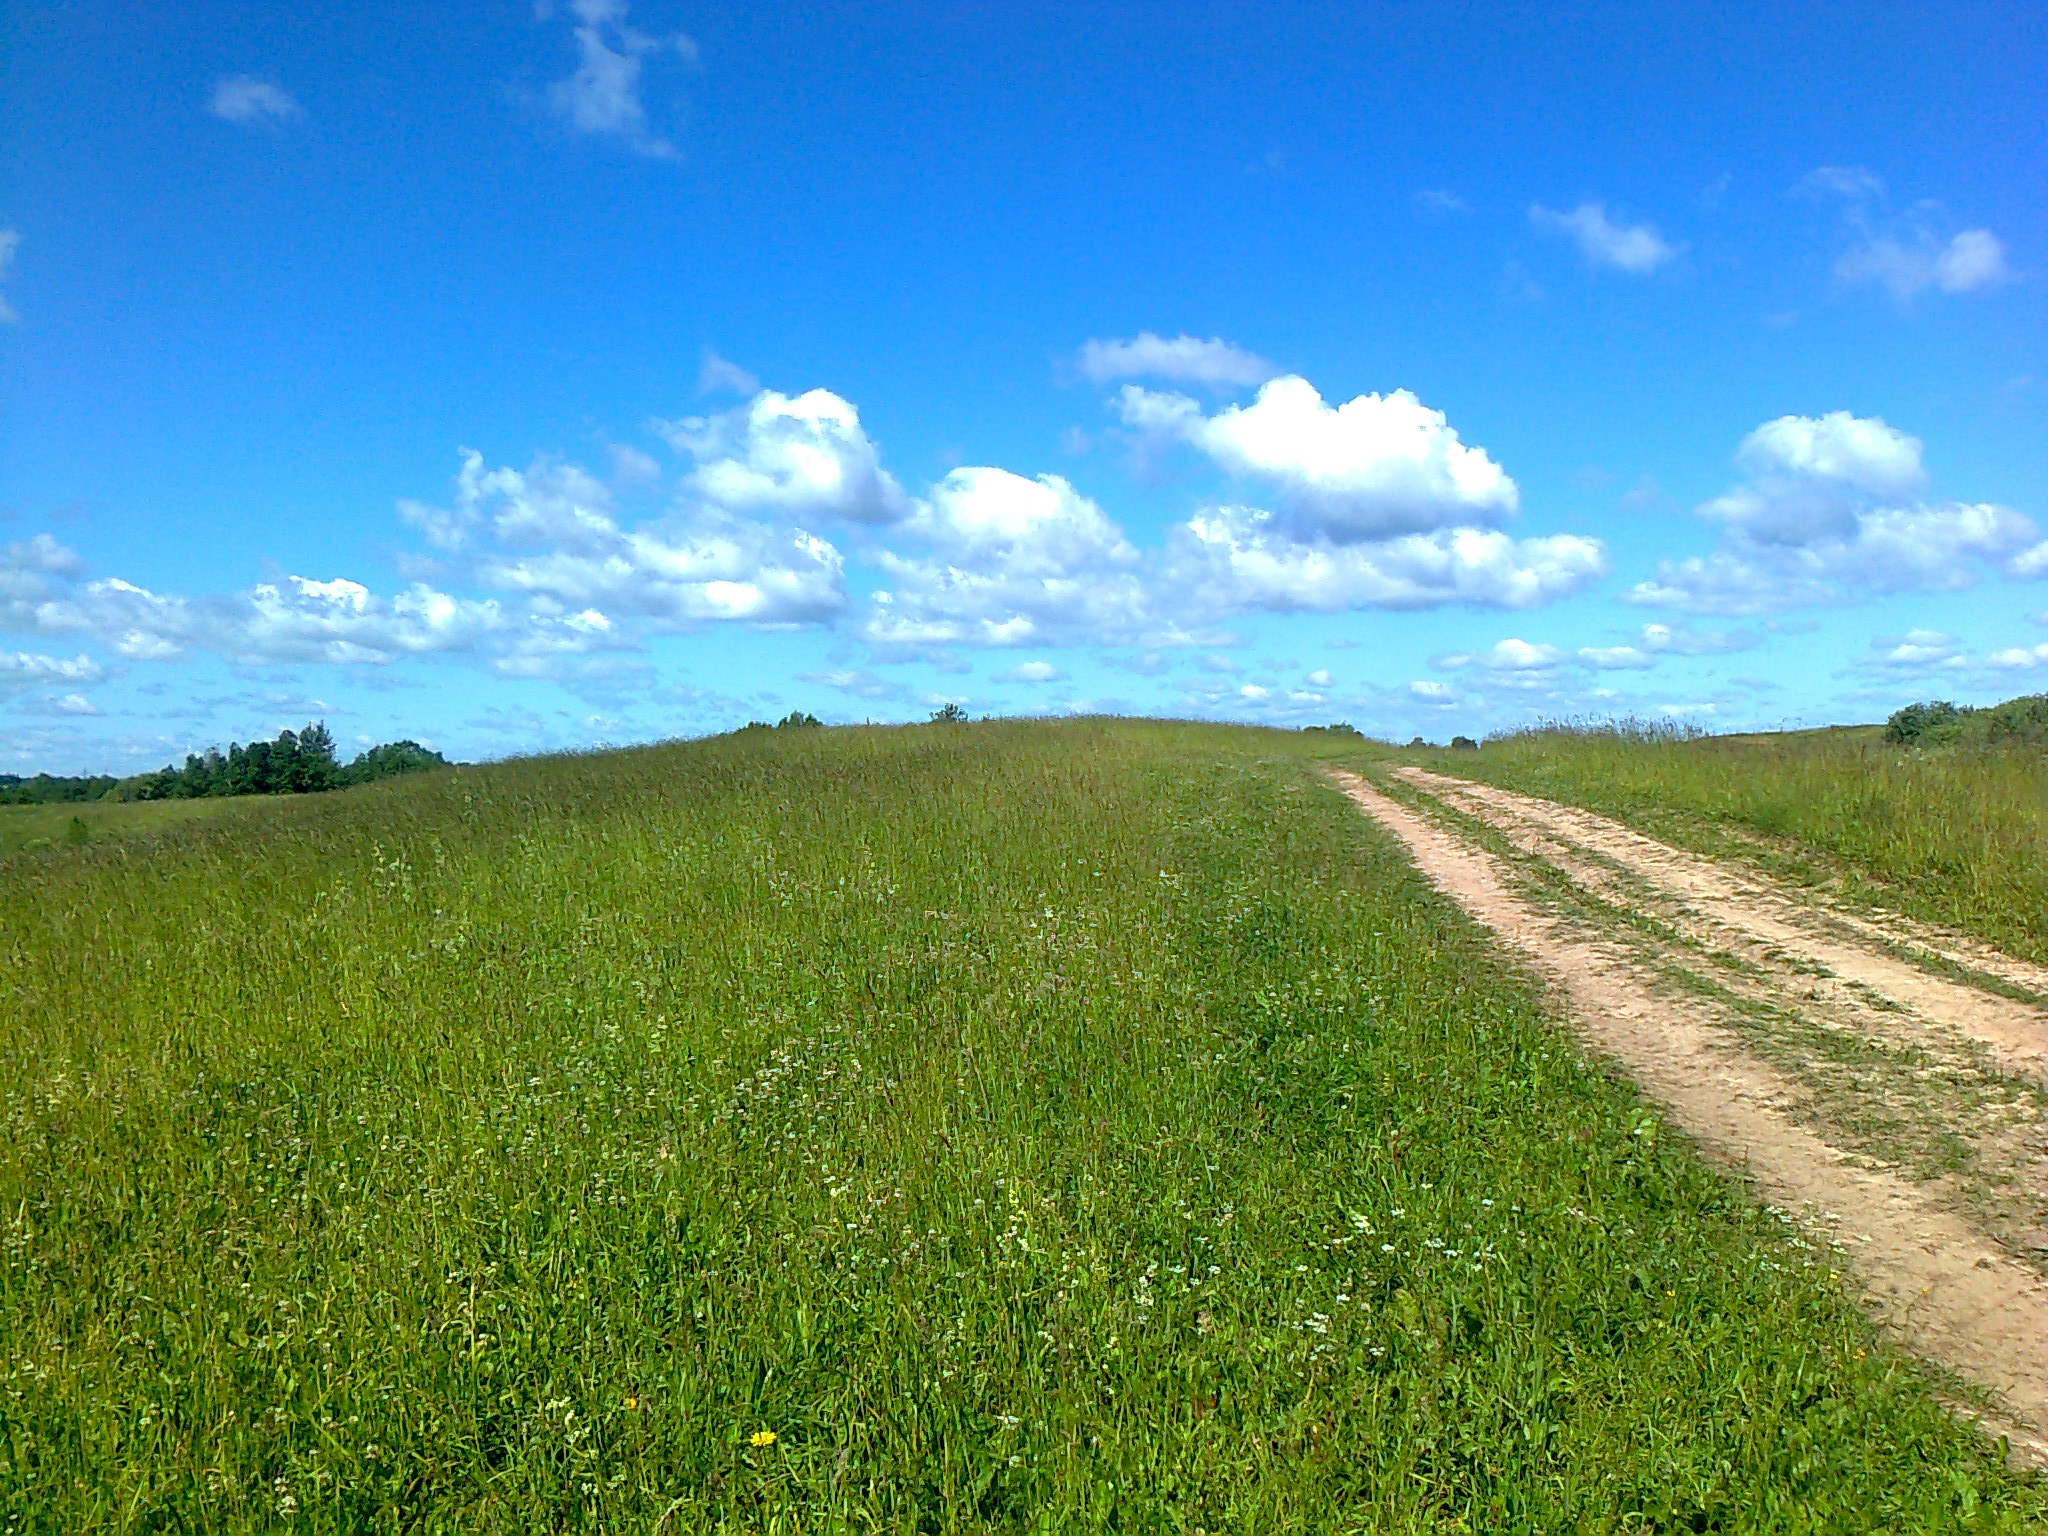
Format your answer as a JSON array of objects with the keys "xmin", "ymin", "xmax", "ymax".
[{"xmin": 1884, "ymin": 700, "xmax": 1967, "ymax": 746}]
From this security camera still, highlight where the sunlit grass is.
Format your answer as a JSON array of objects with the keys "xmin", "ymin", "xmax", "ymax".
[
  {"xmin": 1418, "ymin": 723, "xmax": 2048, "ymax": 963},
  {"xmin": 3, "ymin": 721, "xmax": 2040, "ymax": 1530}
]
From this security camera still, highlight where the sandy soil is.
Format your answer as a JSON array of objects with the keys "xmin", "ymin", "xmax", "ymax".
[
  {"xmin": 1331, "ymin": 768, "xmax": 2048, "ymax": 1465},
  {"xmin": 1400, "ymin": 767, "xmax": 2048, "ymax": 1083}
]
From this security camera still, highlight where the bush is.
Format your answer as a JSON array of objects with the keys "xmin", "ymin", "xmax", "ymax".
[
  {"xmin": 339, "ymin": 740, "xmax": 452, "ymax": 787},
  {"xmin": 1884, "ymin": 695, "xmax": 2048, "ymax": 750},
  {"xmin": 1983, "ymin": 694, "xmax": 2048, "ymax": 747},
  {"xmin": 1884, "ymin": 700, "xmax": 1967, "ymax": 746}
]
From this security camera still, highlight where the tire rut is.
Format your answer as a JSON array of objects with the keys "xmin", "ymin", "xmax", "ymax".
[
  {"xmin": 1331, "ymin": 767, "xmax": 2048, "ymax": 1465},
  {"xmin": 1398, "ymin": 767, "xmax": 2048, "ymax": 1085}
]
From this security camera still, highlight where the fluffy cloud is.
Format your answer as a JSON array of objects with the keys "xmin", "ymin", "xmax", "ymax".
[
  {"xmin": 798, "ymin": 667, "xmax": 902, "ymax": 701},
  {"xmin": 1801, "ymin": 167, "xmax": 2011, "ymax": 300},
  {"xmin": 1530, "ymin": 202, "xmax": 1681, "ymax": 274},
  {"xmin": 659, "ymin": 389, "xmax": 908, "ymax": 525},
  {"xmin": 864, "ymin": 468, "xmax": 1147, "ymax": 648},
  {"xmin": 1839, "ymin": 228, "xmax": 2011, "ymax": 299},
  {"xmin": 445, "ymin": 454, "xmax": 849, "ymax": 627},
  {"xmin": 0, "ymin": 228, "xmax": 17, "ymax": 324},
  {"xmin": 209, "ymin": 76, "xmax": 302, "ymax": 125},
  {"xmin": 1077, "ymin": 333, "xmax": 1277, "ymax": 388},
  {"xmin": 1436, "ymin": 639, "xmax": 1570, "ymax": 683},
  {"xmin": 1119, "ymin": 376, "xmax": 1519, "ymax": 541},
  {"xmin": 1863, "ymin": 628, "xmax": 1968, "ymax": 673},
  {"xmin": 1164, "ymin": 507, "xmax": 1603, "ymax": 614},
  {"xmin": 546, "ymin": 0, "xmax": 696, "ymax": 158},
  {"xmin": 1576, "ymin": 644, "xmax": 1657, "ymax": 670},
  {"xmin": 0, "ymin": 651, "xmax": 102, "ymax": 695},
  {"xmin": 1630, "ymin": 412, "xmax": 2041, "ymax": 615},
  {"xmin": 1987, "ymin": 642, "xmax": 2048, "ymax": 671},
  {"xmin": 1636, "ymin": 621, "xmax": 1758, "ymax": 656},
  {"xmin": 3, "ymin": 536, "xmax": 500, "ymax": 665},
  {"xmin": 998, "ymin": 660, "xmax": 1065, "ymax": 683}
]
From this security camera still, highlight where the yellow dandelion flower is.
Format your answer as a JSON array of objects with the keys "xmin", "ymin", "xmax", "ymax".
[{"xmin": 750, "ymin": 1429, "xmax": 777, "ymax": 1448}]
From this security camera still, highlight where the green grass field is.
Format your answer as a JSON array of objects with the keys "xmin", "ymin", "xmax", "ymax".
[
  {"xmin": 1415, "ymin": 725, "xmax": 2048, "ymax": 965},
  {"xmin": 4, "ymin": 721, "xmax": 2042, "ymax": 1531},
  {"xmin": 0, "ymin": 794, "xmax": 262, "ymax": 858}
]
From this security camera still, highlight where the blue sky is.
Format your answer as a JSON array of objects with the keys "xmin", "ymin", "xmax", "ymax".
[{"xmin": 2, "ymin": 1, "xmax": 2044, "ymax": 771}]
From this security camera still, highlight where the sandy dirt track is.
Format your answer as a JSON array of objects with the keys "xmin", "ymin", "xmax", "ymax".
[{"xmin": 1331, "ymin": 768, "xmax": 2048, "ymax": 1465}]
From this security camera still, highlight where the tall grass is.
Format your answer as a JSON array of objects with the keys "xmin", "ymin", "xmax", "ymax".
[
  {"xmin": 2, "ymin": 721, "xmax": 2040, "ymax": 1530},
  {"xmin": 1431, "ymin": 723, "xmax": 2048, "ymax": 963}
]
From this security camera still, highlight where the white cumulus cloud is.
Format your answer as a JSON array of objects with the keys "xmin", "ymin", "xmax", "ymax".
[
  {"xmin": 1119, "ymin": 375, "xmax": 1519, "ymax": 541},
  {"xmin": 659, "ymin": 389, "xmax": 909, "ymax": 525},
  {"xmin": 448, "ymin": 454, "xmax": 848, "ymax": 628},
  {"xmin": 1630, "ymin": 412, "xmax": 2041, "ymax": 615},
  {"xmin": 998, "ymin": 660, "xmax": 1065, "ymax": 683},
  {"xmin": 3, "ymin": 535, "xmax": 501, "ymax": 665},
  {"xmin": 0, "ymin": 651, "xmax": 102, "ymax": 695},
  {"xmin": 1530, "ymin": 202, "xmax": 1681, "ymax": 274},
  {"xmin": 1163, "ymin": 507, "xmax": 1604, "ymax": 614},
  {"xmin": 1077, "ymin": 332, "xmax": 1277, "ymax": 389},
  {"xmin": 865, "ymin": 468, "xmax": 1147, "ymax": 650}
]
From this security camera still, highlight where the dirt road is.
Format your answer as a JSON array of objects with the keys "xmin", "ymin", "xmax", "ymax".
[{"xmin": 1332, "ymin": 766, "xmax": 2048, "ymax": 1464}]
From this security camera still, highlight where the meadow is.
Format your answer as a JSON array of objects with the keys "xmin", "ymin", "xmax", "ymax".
[
  {"xmin": 3, "ymin": 720, "xmax": 2043, "ymax": 1532},
  {"xmin": 1417, "ymin": 723, "xmax": 2048, "ymax": 965},
  {"xmin": 0, "ymin": 794, "xmax": 258, "ymax": 858}
]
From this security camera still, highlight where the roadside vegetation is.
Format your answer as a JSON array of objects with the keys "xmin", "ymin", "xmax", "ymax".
[
  {"xmin": 3, "ymin": 720, "xmax": 2040, "ymax": 1530},
  {"xmin": 1414, "ymin": 701, "xmax": 2048, "ymax": 964}
]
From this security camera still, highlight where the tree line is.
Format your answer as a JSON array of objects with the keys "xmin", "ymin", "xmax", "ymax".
[
  {"xmin": 1885, "ymin": 693, "xmax": 2048, "ymax": 749},
  {"xmin": 0, "ymin": 724, "xmax": 452, "ymax": 806}
]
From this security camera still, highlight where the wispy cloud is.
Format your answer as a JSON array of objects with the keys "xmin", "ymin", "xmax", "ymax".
[
  {"xmin": 209, "ymin": 76, "xmax": 303, "ymax": 126},
  {"xmin": 0, "ymin": 228, "xmax": 17, "ymax": 324},
  {"xmin": 1530, "ymin": 201, "xmax": 1681, "ymax": 274},
  {"xmin": 0, "ymin": 650, "xmax": 102, "ymax": 695},
  {"xmin": 1799, "ymin": 166, "xmax": 2011, "ymax": 300},
  {"xmin": 698, "ymin": 348, "xmax": 759, "ymax": 397},
  {"xmin": 1077, "ymin": 332, "xmax": 1277, "ymax": 389},
  {"xmin": 545, "ymin": 0, "xmax": 696, "ymax": 159}
]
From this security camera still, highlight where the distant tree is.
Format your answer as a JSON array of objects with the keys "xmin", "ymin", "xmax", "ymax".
[
  {"xmin": 1450, "ymin": 735, "xmax": 1480, "ymax": 752},
  {"xmin": 777, "ymin": 711, "xmax": 823, "ymax": 729},
  {"xmin": 929, "ymin": 702, "xmax": 969, "ymax": 724},
  {"xmin": 116, "ymin": 723, "xmax": 446, "ymax": 801},
  {"xmin": 340, "ymin": 740, "xmax": 450, "ymax": 786},
  {"xmin": 1407, "ymin": 736, "xmax": 1427, "ymax": 749},
  {"xmin": 1885, "ymin": 694, "xmax": 2048, "ymax": 749},
  {"xmin": 0, "ymin": 773, "xmax": 118, "ymax": 806},
  {"xmin": 1983, "ymin": 694, "xmax": 2048, "ymax": 747},
  {"xmin": 1884, "ymin": 701, "xmax": 1967, "ymax": 746}
]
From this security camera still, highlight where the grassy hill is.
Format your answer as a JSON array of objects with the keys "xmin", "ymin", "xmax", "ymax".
[{"xmin": 2, "ymin": 721, "xmax": 2038, "ymax": 1530}]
